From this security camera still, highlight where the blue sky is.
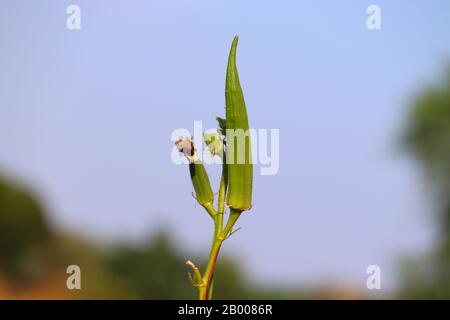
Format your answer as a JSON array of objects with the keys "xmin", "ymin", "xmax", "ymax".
[{"xmin": 1, "ymin": 1, "xmax": 450, "ymax": 292}]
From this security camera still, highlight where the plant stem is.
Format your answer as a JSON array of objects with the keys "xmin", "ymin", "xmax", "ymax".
[
  {"xmin": 218, "ymin": 160, "xmax": 228, "ymax": 215},
  {"xmin": 200, "ymin": 233, "xmax": 223, "ymax": 300},
  {"xmin": 200, "ymin": 213, "xmax": 222, "ymax": 300},
  {"xmin": 202, "ymin": 202, "xmax": 217, "ymax": 219},
  {"xmin": 197, "ymin": 153, "xmax": 243, "ymax": 300},
  {"xmin": 199, "ymin": 208, "xmax": 241, "ymax": 300}
]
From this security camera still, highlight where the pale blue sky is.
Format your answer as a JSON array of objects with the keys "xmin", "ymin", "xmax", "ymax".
[{"xmin": 1, "ymin": 1, "xmax": 450, "ymax": 292}]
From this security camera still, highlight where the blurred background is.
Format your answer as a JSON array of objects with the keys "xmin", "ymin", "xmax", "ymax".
[{"xmin": 1, "ymin": 0, "xmax": 450, "ymax": 299}]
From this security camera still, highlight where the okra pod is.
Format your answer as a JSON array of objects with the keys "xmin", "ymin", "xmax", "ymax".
[{"xmin": 225, "ymin": 36, "xmax": 253, "ymax": 212}]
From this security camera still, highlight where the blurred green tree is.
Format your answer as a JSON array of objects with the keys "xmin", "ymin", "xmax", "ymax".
[
  {"xmin": 0, "ymin": 176, "xmax": 54, "ymax": 283},
  {"xmin": 104, "ymin": 231, "xmax": 259, "ymax": 299},
  {"xmin": 0, "ymin": 174, "xmax": 286, "ymax": 298},
  {"xmin": 105, "ymin": 231, "xmax": 195, "ymax": 299},
  {"xmin": 402, "ymin": 69, "xmax": 450, "ymax": 298}
]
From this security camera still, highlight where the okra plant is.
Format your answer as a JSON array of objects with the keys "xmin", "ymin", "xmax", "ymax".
[{"xmin": 175, "ymin": 36, "xmax": 253, "ymax": 300}]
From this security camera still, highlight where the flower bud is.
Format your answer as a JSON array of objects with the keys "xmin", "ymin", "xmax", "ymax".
[{"xmin": 203, "ymin": 131, "xmax": 224, "ymax": 158}]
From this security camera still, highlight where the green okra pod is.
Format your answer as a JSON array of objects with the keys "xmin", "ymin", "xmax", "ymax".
[
  {"xmin": 176, "ymin": 137, "xmax": 214, "ymax": 207},
  {"xmin": 189, "ymin": 162, "xmax": 214, "ymax": 206},
  {"xmin": 225, "ymin": 36, "xmax": 253, "ymax": 212}
]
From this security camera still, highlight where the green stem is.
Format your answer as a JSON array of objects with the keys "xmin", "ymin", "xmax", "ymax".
[
  {"xmin": 218, "ymin": 158, "xmax": 228, "ymax": 215},
  {"xmin": 199, "ymin": 208, "xmax": 241, "ymax": 300},
  {"xmin": 202, "ymin": 202, "xmax": 217, "ymax": 219},
  {"xmin": 196, "ymin": 152, "xmax": 243, "ymax": 300},
  {"xmin": 200, "ymin": 232, "xmax": 223, "ymax": 300},
  {"xmin": 201, "ymin": 160, "xmax": 227, "ymax": 299}
]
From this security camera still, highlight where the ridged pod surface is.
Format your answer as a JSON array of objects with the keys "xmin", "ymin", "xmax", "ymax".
[
  {"xmin": 225, "ymin": 36, "xmax": 253, "ymax": 211},
  {"xmin": 189, "ymin": 162, "xmax": 214, "ymax": 206}
]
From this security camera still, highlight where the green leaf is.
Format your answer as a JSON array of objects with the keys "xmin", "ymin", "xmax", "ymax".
[{"xmin": 216, "ymin": 117, "xmax": 227, "ymax": 136}]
